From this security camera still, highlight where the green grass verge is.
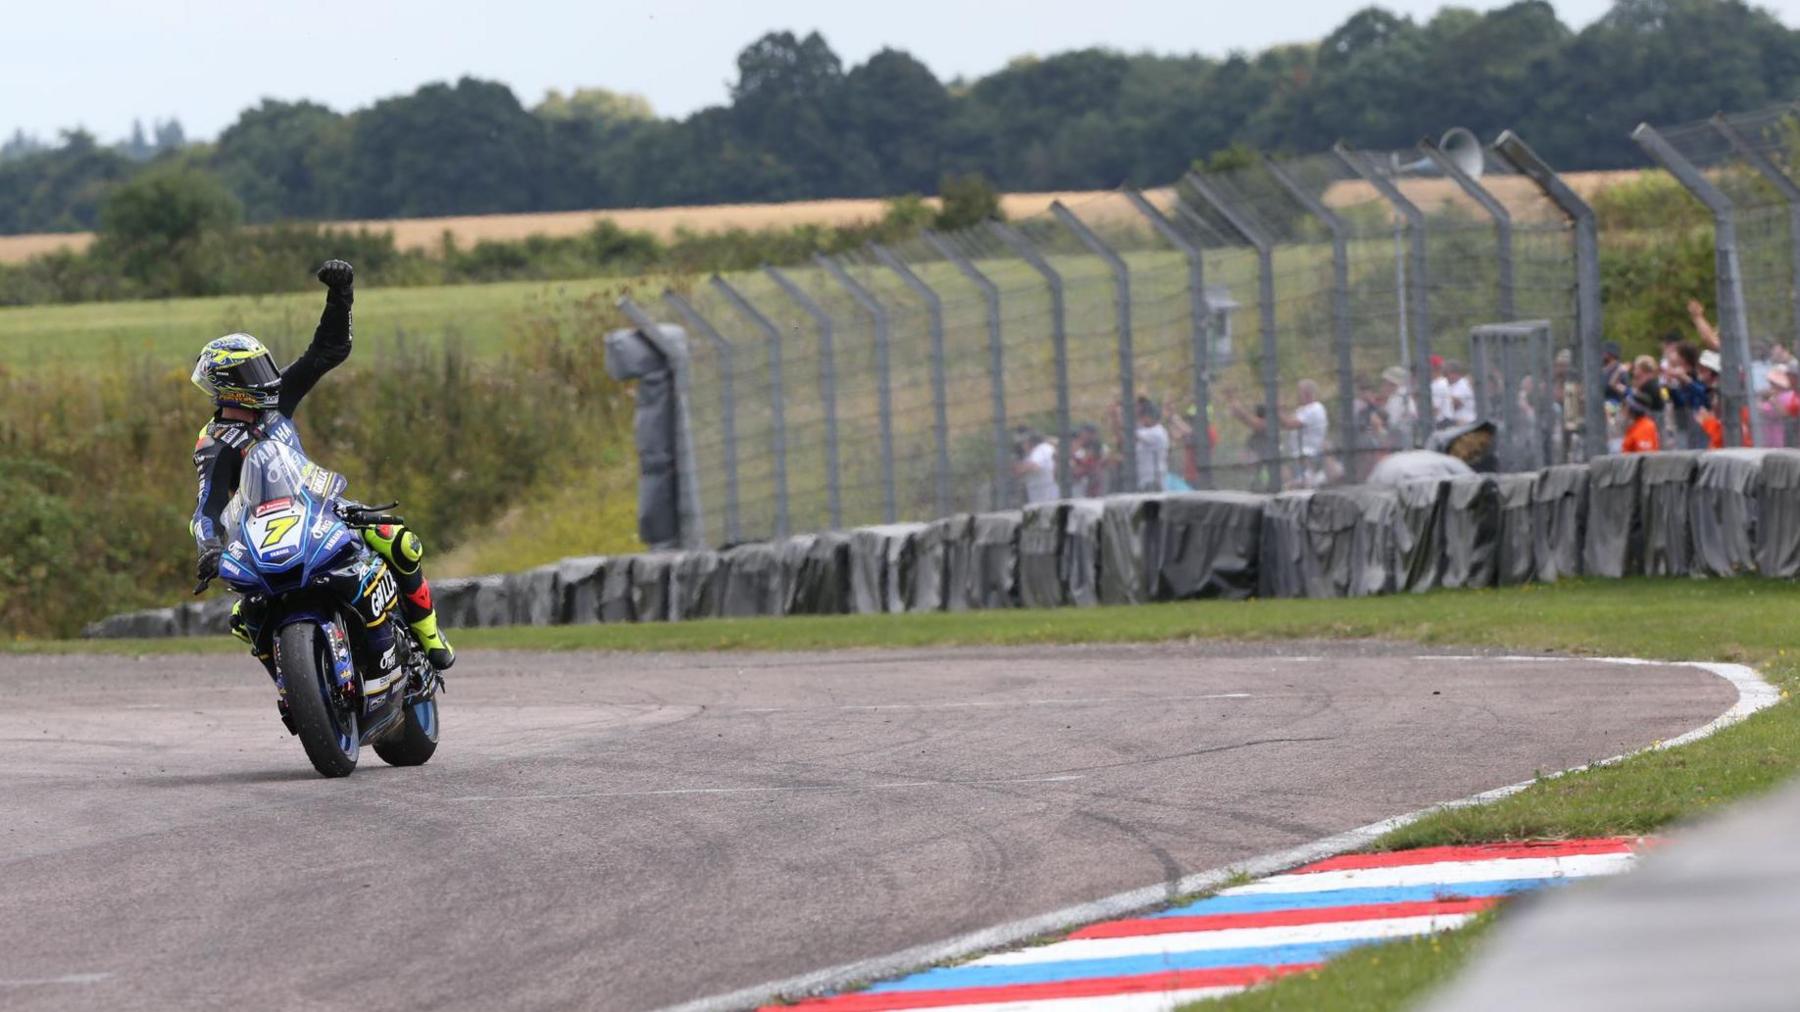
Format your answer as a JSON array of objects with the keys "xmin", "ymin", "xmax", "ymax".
[{"xmin": 1189, "ymin": 914, "xmax": 1497, "ymax": 1012}]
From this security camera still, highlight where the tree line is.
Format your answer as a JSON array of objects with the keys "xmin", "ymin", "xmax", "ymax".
[{"xmin": 3, "ymin": 0, "xmax": 1800, "ymax": 237}]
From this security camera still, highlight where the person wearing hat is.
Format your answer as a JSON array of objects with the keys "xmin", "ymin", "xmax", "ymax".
[
  {"xmin": 1758, "ymin": 365, "xmax": 1799, "ymax": 448},
  {"xmin": 1621, "ymin": 385, "xmax": 1662, "ymax": 454}
]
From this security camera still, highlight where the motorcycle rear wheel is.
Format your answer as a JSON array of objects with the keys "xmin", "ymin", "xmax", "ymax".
[
  {"xmin": 276, "ymin": 622, "xmax": 360, "ymax": 778},
  {"xmin": 374, "ymin": 698, "xmax": 438, "ymax": 767}
]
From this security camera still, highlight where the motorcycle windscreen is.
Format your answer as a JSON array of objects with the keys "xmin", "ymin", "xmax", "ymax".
[{"xmin": 238, "ymin": 440, "xmax": 349, "ymax": 507}]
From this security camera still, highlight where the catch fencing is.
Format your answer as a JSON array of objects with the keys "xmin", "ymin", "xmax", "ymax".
[{"xmin": 619, "ymin": 110, "xmax": 1800, "ymax": 551}]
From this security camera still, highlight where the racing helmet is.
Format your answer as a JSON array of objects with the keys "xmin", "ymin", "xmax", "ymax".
[{"xmin": 191, "ymin": 333, "xmax": 281, "ymax": 409}]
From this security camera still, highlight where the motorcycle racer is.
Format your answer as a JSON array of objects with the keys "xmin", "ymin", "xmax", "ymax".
[{"xmin": 189, "ymin": 260, "xmax": 454, "ymax": 671}]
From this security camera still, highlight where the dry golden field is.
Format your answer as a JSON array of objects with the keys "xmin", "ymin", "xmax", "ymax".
[{"xmin": 0, "ymin": 172, "xmax": 1644, "ymax": 265}]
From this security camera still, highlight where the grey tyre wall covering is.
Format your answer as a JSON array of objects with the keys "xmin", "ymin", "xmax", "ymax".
[
  {"xmin": 1258, "ymin": 492, "xmax": 1313, "ymax": 599},
  {"xmin": 848, "ymin": 524, "xmax": 930, "ymax": 614},
  {"xmin": 469, "ymin": 574, "xmax": 513, "ymax": 627},
  {"xmin": 669, "ymin": 550, "xmax": 724, "ymax": 621},
  {"xmin": 599, "ymin": 557, "xmax": 637, "ymax": 623},
  {"xmin": 970, "ymin": 511, "xmax": 1023, "ymax": 610},
  {"xmin": 1583, "ymin": 455, "xmax": 1642, "ymax": 579},
  {"xmin": 1018, "ymin": 502, "xmax": 1068, "ymax": 609},
  {"xmin": 1344, "ymin": 486, "xmax": 1403, "ymax": 597},
  {"xmin": 775, "ymin": 535, "xmax": 817, "ymax": 614},
  {"xmin": 431, "ymin": 577, "xmax": 477, "ymax": 629},
  {"xmin": 1099, "ymin": 494, "xmax": 1164, "ymax": 605},
  {"xmin": 1494, "ymin": 473, "xmax": 1538, "ymax": 586},
  {"xmin": 1155, "ymin": 492, "xmax": 1265, "ymax": 600},
  {"xmin": 934, "ymin": 515, "xmax": 976, "ymax": 612},
  {"xmin": 1639, "ymin": 451, "xmax": 1700, "ymax": 577},
  {"xmin": 907, "ymin": 518, "xmax": 955, "ymax": 612},
  {"xmin": 1532, "ymin": 464, "xmax": 1588, "ymax": 582},
  {"xmin": 505, "ymin": 564, "xmax": 562, "ymax": 626},
  {"xmin": 1062, "ymin": 499, "xmax": 1106, "ymax": 607},
  {"xmin": 1394, "ymin": 479, "xmax": 1448, "ymax": 593},
  {"xmin": 1758, "ymin": 451, "xmax": 1800, "ymax": 578},
  {"xmin": 719, "ymin": 542, "xmax": 781, "ymax": 616},
  {"xmin": 1440, "ymin": 475, "xmax": 1499, "ymax": 591},
  {"xmin": 556, "ymin": 556, "xmax": 609, "ymax": 624},
  {"xmin": 788, "ymin": 532, "xmax": 851, "ymax": 615},
  {"xmin": 1301, "ymin": 489, "xmax": 1363, "ymax": 597},
  {"xmin": 628, "ymin": 554, "xmax": 672, "ymax": 622},
  {"xmin": 1690, "ymin": 450, "xmax": 1765, "ymax": 578}
]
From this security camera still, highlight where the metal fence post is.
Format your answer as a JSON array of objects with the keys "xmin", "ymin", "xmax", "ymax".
[
  {"xmin": 763, "ymin": 266, "xmax": 843, "ymax": 529},
  {"xmin": 1633, "ymin": 123, "xmax": 1760, "ymax": 447},
  {"xmin": 662, "ymin": 289, "xmax": 741, "ymax": 545},
  {"xmin": 1122, "ymin": 189, "xmax": 1213, "ymax": 487},
  {"xmin": 990, "ymin": 221, "xmax": 1073, "ymax": 498},
  {"xmin": 1264, "ymin": 158, "xmax": 1358, "ymax": 476},
  {"xmin": 1493, "ymin": 130, "xmax": 1606, "ymax": 460},
  {"xmin": 1050, "ymin": 202, "xmax": 1139, "ymax": 491},
  {"xmin": 871, "ymin": 245, "xmax": 953, "ymax": 517},
  {"xmin": 925, "ymin": 230, "xmax": 1010, "ymax": 504},
  {"xmin": 816, "ymin": 255, "xmax": 897, "ymax": 523},
  {"xmin": 616, "ymin": 296, "xmax": 707, "ymax": 550},
  {"xmin": 1183, "ymin": 173, "xmax": 1282, "ymax": 490},
  {"xmin": 1336, "ymin": 145, "xmax": 1435, "ymax": 450},
  {"xmin": 1714, "ymin": 113, "xmax": 1800, "ymax": 358},
  {"xmin": 1420, "ymin": 138, "xmax": 1515, "ymax": 321},
  {"xmin": 709, "ymin": 275, "xmax": 789, "ymax": 538}
]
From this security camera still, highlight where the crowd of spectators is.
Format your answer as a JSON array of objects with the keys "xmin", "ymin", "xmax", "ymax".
[{"xmin": 1006, "ymin": 297, "xmax": 1799, "ymax": 507}]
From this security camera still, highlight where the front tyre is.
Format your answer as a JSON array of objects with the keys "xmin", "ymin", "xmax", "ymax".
[
  {"xmin": 374, "ymin": 699, "xmax": 438, "ymax": 767},
  {"xmin": 275, "ymin": 622, "xmax": 360, "ymax": 778}
]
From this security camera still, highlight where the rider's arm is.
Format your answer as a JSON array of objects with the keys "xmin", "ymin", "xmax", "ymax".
[
  {"xmin": 277, "ymin": 262, "xmax": 355, "ymax": 417},
  {"xmin": 191, "ymin": 432, "xmax": 242, "ymax": 552}
]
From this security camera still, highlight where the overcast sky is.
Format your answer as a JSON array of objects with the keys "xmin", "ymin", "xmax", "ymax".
[{"xmin": 11, "ymin": 0, "xmax": 1797, "ymax": 142}]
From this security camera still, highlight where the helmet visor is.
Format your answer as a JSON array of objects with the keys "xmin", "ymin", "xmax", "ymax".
[{"xmin": 219, "ymin": 353, "xmax": 281, "ymax": 390}]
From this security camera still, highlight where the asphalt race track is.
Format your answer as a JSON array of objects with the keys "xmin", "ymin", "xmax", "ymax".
[{"xmin": 0, "ymin": 642, "xmax": 1736, "ymax": 1011}]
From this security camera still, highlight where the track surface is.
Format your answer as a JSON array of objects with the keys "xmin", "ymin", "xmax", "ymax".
[{"xmin": 0, "ymin": 643, "xmax": 1734, "ymax": 1011}]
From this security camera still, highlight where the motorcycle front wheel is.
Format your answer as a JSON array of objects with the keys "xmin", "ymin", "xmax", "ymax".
[{"xmin": 276, "ymin": 622, "xmax": 360, "ymax": 778}]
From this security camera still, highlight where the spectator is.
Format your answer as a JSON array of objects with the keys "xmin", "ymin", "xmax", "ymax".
[
  {"xmin": 1761, "ymin": 366, "xmax": 1800, "ymax": 448},
  {"xmin": 1665, "ymin": 342, "xmax": 1708, "ymax": 449},
  {"xmin": 1068, "ymin": 424, "xmax": 1108, "ymax": 498},
  {"xmin": 1621, "ymin": 387, "xmax": 1661, "ymax": 453},
  {"xmin": 1220, "ymin": 390, "xmax": 1278, "ymax": 493},
  {"xmin": 1445, "ymin": 360, "xmax": 1477, "ymax": 426},
  {"xmin": 1012, "ymin": 427, "xmax": 1059, "ymax": 504},
  {"xmin": 1281, "ymin": 379, "xmax": 1334, "ymax": 488},
  {"xmin": 1166, "ymin": 403, "xmax": 1216, "ymax": 490},
  {"xmin": 1602, "ymin": 341, "xmax": 1629, "ymax": 404},
  {"xmin": 1380, "ymin": 365, "xmax": 1417, "ymax": 442},
  {"xmin": 1430, "ymin": 354, "xmax": 1452, "ymax": 427},
  {"xmin": 1353, "ymin": 377, "xmax": 1391, "ymax": 481},
  {"xmin": 1128, "ymin": 396, "xmax": 1171, "ymax": 492}
]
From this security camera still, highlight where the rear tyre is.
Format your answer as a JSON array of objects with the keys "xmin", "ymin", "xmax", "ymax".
[
  {"xmin": 276, "ymin": 622, "xmax": 359, "ymax": 778},
  {"xmin": 374, "ymin": 699, "xmax": 438, "ymax": 767}
]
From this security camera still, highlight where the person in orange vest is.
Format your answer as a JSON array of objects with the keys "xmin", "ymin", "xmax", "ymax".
[{"xmin": 1621, "ymin": 387, "xmax": 1662, "ymax": 454}]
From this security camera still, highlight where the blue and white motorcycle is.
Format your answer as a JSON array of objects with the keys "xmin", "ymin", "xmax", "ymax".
[{"xmin": 202, "ymin": 439, "xmax": 441, "ymax": 778}]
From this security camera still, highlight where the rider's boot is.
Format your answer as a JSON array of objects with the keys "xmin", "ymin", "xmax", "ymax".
[{"xmin": 363, "ymin": 524, "xmax": 454, "ymax": 671}]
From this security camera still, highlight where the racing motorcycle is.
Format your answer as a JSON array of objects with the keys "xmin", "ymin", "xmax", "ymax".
[{"xmin": 199, "ymin": 439, "xmax": 441, "ymax": 778}]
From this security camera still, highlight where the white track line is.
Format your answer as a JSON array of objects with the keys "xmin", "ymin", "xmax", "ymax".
[
  {"xmin": 921, "ymin": 985, "xmax": 1249, "ymax": 1012},
  {"xmin": 1228, "ymin": 853, "xmax": 1636, "ymax": 894},
  {"xmin": 969, "ymin": 913, "xmax": 1477, "ymax": 967},
  {"xmin": 659, "ymin": 658, "xmax": 1775, "ymax": 1012}
]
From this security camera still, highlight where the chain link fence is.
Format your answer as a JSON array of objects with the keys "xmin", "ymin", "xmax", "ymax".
[{"xmin": 627, "ymin": 126, "xmax": 1635, "ymax": 549}]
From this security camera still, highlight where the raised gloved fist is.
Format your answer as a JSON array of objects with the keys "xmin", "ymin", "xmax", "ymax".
[{"xmin": 316, "ymin": 259, "xmax": 354, "ymax": 289}]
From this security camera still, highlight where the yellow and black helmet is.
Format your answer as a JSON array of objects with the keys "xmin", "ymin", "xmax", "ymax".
[{"xmin": 191, "ymin": 333, "xmax": 281, "ymax": 409}]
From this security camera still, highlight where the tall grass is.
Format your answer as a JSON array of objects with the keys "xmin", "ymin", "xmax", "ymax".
[{"xmin": 0, "ymin": 293, "xmax": 636, "ymax": 638}]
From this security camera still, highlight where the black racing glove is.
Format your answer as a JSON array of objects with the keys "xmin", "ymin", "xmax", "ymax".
[
  {"xmin": 316, "ymin": 259, "xmax": 354, "ymax": 291},
  {"xmin": 195, "ymin": 541, "xmax": 223, "ymax": 592}
]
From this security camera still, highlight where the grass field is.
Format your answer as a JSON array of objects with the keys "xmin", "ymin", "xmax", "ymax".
[{"xmin": 0, "ymin": 273, "xmax": 678, "ymax": 368}]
